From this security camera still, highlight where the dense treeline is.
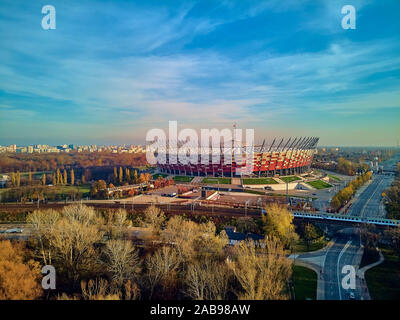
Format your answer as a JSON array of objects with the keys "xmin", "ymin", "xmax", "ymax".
[
  {"xmin": 313, "ymin": 157, "xmax": 369, "ymax": 176},
  {"xmin": 385, "ymin": 163, "xmax": 400, "ymax": 219},
  {"xmin": 0, "ymin": 152, "xmax": 148, "ymax": 173},
  {"xmin": 330, "ymin": 171, "xmax": 372, "ymax": 211},
  {"xmin": 0, "ymin": 204, "xmax": 296, "ymax": 300},
  {"xmin": 0, "ymin": 185, "xmax": 89, "ymax": 203}
]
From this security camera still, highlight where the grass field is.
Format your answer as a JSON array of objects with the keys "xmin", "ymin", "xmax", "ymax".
[
  {"xmin": 55, "ymin": 185, "xmax": 91, "ymax": 195},
  {"xmin": 306, "ymin": 180, "xmax": 332, "ymax": 189},
  {"xmin": 295, "ymin": 239, "xmax": 328, "ymax": 253},
  {"xmin": 328, "ymin": 174, "xmax": 341, "ymax": 181},
  {"xmin": 172, "ymin": 176, "xmax": 193, "ymax": 182},
  {"xmin": 202, "ymin": 177, "xmax": 231, "ymax": 184},
  {"xmin": 242, "ymin": 178, "xmax": 277, "ymax": 185},
  {"xmin": 152, "ymin": 173, "xmax": 168, "ymax": 179},
  {"xmin": 366, "ymin": 247, "xmax": 400, "ymax": 300},
  {"xmin": 280, "ymin": 176, "xmax": 301, "ymax": 183},
  {"xmin": 293, "ymin": 265, "xmax": 317, "ymax": 300}
]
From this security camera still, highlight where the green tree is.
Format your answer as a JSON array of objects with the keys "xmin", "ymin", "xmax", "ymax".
[{"xmin": 303, "ymin": 223, "xmax": 320, "ymax": 251}]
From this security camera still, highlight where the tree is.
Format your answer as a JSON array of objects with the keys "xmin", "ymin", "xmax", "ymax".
[
  {"xmin": 133, "ymin": 170, "xmax": 138, "ymax": 184},
  {"xmin": 52, "ymin": 174, "xmax": 56, "ymax": 186},
  {"xmin": 114, "ymin": 167, "xmax": 118, "ymax": 183},
  {"xmin": 261, "ymin": 203, "xmax": 299, "ymax": 248},
  {"xmin": 11, "ymin": 172, "xmax": 16, "ymax": 186},
  {"xmin": 146, "ymin": 246, "xmax": 181, "ymax": 299},
  {"xmin": 63, "ymin": 169, "xmax": 68, "ymax": 185},
  {"xmin": 70, "ymin": 168, "xmax": 75, "ymax": 186},
  {"xmin": 162, "ymin": 215, "xmax": 228, "ymax": 261},
  {"xmin": 141, "ymin": 205, "xmax": 166, "ymax": 236},
  {"xmin": 227, "ymin": 238, "xmax": 292, "ymax": 300},
  {"xmin": 91, "ymin": 180, "xmax": 107, "ymax": 199},
  {"xmin": 56, "ymin": 168, "xmax": 61, "ymax": 184},
  {"xmin": 16, "ymin": 170, "xmax": 20, "ymax": 187},
  {"xmin": 0, "ymin": 240, "xmax": 43, "ymax": 300},
  {"xmin": 82, "ymin": 174, "xmax": 86, "ymax": 184},
  {"xmin": 385, "ymin": 228, "xmax": 400, "ymax": 261},
  {"xmin": 330, "ymin": 196, "xmax": 341, "ymax": 211},
  {"xmin": 28, "ymin": 171, "xmax": 32, "ymax": 185},
  {"xmin": 104, "ymin": 209, "xmax": 131, "ymax": 239},
  {"xmin": 27, "ymin": 205, "xmax": 104, "ymax": 283},
  {"xmin": 185, "ymin": 258, "xmax": 230, "ymax": 300},
  {"xmin": 119, "ymin": 167, "xmax": 123, "ymax": 184},
  {"xmin": 42, "ymin": 173, "xmax": 46, "ymax": 186},
  {"xmin": 80, "ymin": 278, "xmax": 120, "ymax": 300},
  {"xmin": 101, "ymin": 240, "xmax": 141, "ymax": 287},
  {"xmin": 303, "ymin": 223, "xmax": 320, "ymax": 251}
]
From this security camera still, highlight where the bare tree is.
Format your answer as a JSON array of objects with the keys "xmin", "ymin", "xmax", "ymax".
[
  {"xmin": 101, "ymin": 240, "xmax": 141, "ymax": 286},
  {"xmin": 162, "ymin": 216, "xmax": 228, "ymax": 262},
  {"xmin": 227, "ymin": 238, "xmax": 292, "ymax": 300},
  {"xmin": 27, "ymin": 209, "xmax": 60, "ymax": 265},
  {"xmin": 81, "ymin": 278, "xmax": 119, "ymax": 300},
  {"xmin": 141, "ymin": 205, "xmax": 166, "ymax": 235},
  {"xmin": 28, "ymin": 205, "xmax": 104, "ymax": 282},
  {"xmin": 185, "ymin": 258, "xmax": 230, "ymax": 300},
  {"xmin": 145, "ymin": 246, "xmax": 181, "ymax": 299}
]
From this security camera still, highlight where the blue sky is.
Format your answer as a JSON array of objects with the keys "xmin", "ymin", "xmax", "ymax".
[{"xmin": 0, "ymin": 0, "xmax": 399, "ymax": 146}]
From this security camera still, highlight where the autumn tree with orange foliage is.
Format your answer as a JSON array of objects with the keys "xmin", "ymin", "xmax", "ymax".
[{"xmin": 0, "ymin": 240, "xmax": 43, "ymax": 300}]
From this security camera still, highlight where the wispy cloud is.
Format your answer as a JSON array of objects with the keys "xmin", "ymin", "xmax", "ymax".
[{"xmin": 0, "ymin": 0, "xmax": 399, "ymax": 145}]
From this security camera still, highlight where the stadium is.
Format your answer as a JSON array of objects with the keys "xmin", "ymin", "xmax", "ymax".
[{"xmin": 156, "ymin": 137, "xmax": 319, "ymax": 177}]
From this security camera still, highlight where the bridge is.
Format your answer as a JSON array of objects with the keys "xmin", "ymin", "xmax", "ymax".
[{"xmin": 292, "ymin": 211, "xmax": 400, "ymax": 227}]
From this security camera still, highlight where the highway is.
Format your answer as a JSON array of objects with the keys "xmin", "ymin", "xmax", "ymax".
[
  {"xmin": 295, "ymin": 154, "xmax": 399, "ymax": 300},
  {"xmin": 348, "ymin": 174, "xmax": 393, "ymax": 218},
  {"xmin": 322, "ymin": 229, "xmax": 364, "ymax": 300},
  {"xmin": 348, "ymin": 152, "xmax": 399, "ymax": 218}
]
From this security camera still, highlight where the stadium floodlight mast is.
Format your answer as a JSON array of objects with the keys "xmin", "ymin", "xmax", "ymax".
[{"xmin": 146, "ymin": 121, "xmax": 255, "ymax": 175}]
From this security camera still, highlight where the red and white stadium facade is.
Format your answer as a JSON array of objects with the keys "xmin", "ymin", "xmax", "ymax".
[{"xmin": 156, "ymin": 137, "xmax": 319, "ymax": 177}]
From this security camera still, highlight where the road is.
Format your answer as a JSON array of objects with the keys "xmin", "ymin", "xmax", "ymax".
[
  {"xmin": 348, "ymin": 174, "xmax": 393, "ymax": 218},
  {"xmin": 294, "ymin": 154, "xmax": 399, "ymax": 300},
  {"xmin": 322, "ymin": 229, "xmax": 365, "ymax": 300}
]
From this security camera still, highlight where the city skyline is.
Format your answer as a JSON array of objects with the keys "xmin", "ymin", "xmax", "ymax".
[{"xmin": 1, "ymin": 0, "xmax": 400, "ymax": 146}]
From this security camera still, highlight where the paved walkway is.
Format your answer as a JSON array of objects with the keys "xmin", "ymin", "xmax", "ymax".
[{"xmin": 356, "ymin": 249, "xmax": 384, "ymax": 300}]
